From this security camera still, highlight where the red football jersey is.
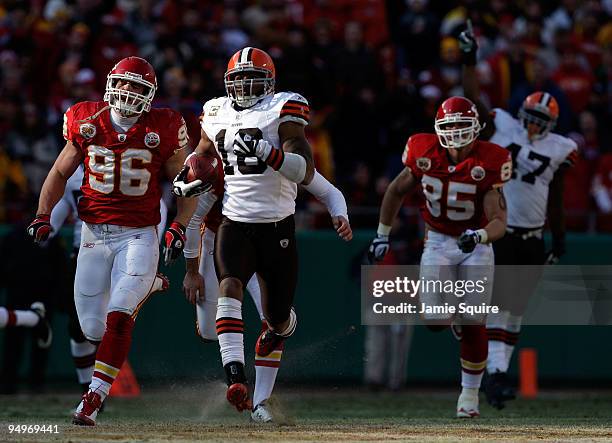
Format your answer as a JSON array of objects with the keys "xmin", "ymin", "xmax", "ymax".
[
  {"xmin": 203, "ymin": 152, "xmax": 225, "ymax": 233},
  {"xmin": 403, "ymin": 133, "xmax": 512, "ymax": 236},
  {"xmin": 63, "ymin": 101, "xmax": 188, "ymax": 227}
]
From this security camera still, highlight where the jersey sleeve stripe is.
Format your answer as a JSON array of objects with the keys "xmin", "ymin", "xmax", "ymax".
[
  {"xmin": 563, "ymin": 150, "xmax": 578, "ymax": 167},
  {"xmin": 280, "ymin": 110, "xmax": 310, "ymax": 122}
]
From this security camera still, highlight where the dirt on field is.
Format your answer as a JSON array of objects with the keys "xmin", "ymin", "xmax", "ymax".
[{"xmin": 1, "ymin": 385, "xmax": 612, "ymax": 442}]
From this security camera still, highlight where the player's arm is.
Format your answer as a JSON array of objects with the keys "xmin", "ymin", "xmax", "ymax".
[
  {"xmin": 303, "ymin": 170, "xmax": 352, "ymax": 241},
  {"xmin": 459, "ymin": 25, "xmax": 495, "ymax": 140},
  {"xmin": 545, "ymin": 168, "xmax": 567, "ymax": 263},
  {"xmin": 233, "ymin": 120, "xmax": 315, "ymax": 185},
  {"xmin": 182, "ymin": 192, "xmax": 218, "ymax": 304},
  {"xmin": 163, "ymin": 146, "xmax": 198, "ymax": 266},
  {"xmin": 28, "ymin": 141, "xmax": 82, "ymax": 242},
  {"xmin": 368, "ymin": 167, "xmax": 417, "ymax": 262},
  {"xmin": 457, "ymin": 186, "xmax": 507, "ymax": 253}
]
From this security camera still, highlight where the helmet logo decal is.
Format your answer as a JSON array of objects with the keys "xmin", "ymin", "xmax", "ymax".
[
  {"xmin": 416, "ymin": 157, "xmax": 431, "ymax": 171},
  {"xmin": 471, "ymin": 166, "xmax": 486, "ymax": 181},
  {"xmin": 79, "ymin": 123, "xmax": 96, "ymax": 139},
  {"xmin": 144, "ymin": 132, "xmax": 160, "ymax": 148}
]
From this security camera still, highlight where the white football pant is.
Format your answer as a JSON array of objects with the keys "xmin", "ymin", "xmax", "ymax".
[
  {"xmin": 74, "ymin": 223, "xmax": 159, "ymax": 342},
  {"xmin": 419, "ymin": 230, "xmax": 494, "ymax": 323}
]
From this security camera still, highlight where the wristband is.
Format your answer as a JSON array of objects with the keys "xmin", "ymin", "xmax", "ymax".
[
  {"xmin": 377, "ymin": 223, "xmax": 392, "ymax": 236},
  {"xmin": 475, "ymin": 229, "xmax": 488, "ymax": 244}
]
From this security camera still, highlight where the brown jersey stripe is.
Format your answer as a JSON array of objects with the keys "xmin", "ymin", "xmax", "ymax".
[{"xmin": 280, "ymin": 111, "xmax": 310, "ymax": 121}]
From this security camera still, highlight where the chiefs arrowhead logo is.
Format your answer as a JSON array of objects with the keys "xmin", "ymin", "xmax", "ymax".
[{"xmin": 416, "ymin": 157, "xmax": 431, "ymax": 171}]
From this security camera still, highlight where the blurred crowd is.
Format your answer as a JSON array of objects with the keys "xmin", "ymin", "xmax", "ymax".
[{"xmin": 0, "ymin": 0, "xmax": 611, "ymax": 231}]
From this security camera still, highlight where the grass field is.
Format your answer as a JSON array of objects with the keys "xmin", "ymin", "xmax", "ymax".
[{"xmin": 1, "ymin": 385, "xmax": 612, "ymax": 442}]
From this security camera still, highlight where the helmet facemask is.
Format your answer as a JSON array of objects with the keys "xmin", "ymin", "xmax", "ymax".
[
  {"xmin": 224, "ymin": 66, "xmax": 274, "ymax": 108},
  {"xmin": 104, "ymin": 73, "xmax": 156, "ymax": 116},
  {"xmin": 518, "ymin": 107, "xmax": 556, "ymax": 140},
  {"xmin": 434, "ymin": 115, "xmax": 481, "ymax": 149}
]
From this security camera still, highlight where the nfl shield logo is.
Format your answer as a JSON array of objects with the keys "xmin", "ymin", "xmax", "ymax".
[
  {"xmin": 280, "ymin": 239, "xmax": 289, "ymax": 248},
  {"xmin": 79, "ymin": 123, "xmax": 96, "ymax": 139},
  {"xmin": 118, "ymin": 134, "xmax": 127, "ymax": 142},
  {"xmin": 144, "ymin": 132, "xmax": 160, "ymax": 148},
  {"xmin": 416, "ymin": 157, "xmax": 431, "ymax": 171}
]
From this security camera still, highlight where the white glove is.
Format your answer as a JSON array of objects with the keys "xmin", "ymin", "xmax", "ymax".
[{"xmin": 233, "ymin": 133, "xmax": 272, "ymax": 159}]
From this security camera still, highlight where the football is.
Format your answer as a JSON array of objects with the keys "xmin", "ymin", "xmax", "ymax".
[{"xmin": 185, "ymin": 153, "xmax": 219, "ymax": 185}]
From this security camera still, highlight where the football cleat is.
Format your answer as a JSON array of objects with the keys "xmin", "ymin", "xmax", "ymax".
[
  {"xmin": 255, "ymin": 329, "xmax": 285, "ymax": 357},
  {"xmin": 30, "ymin": 302, "xmax": 53, "ymax": 349},
  {"xmin": 456, "ymin": 388, "xmax": 480, "ymax": 418},
  {"xmin": 484, "ymin": 371, "xmax": 516, "ymax": 410},
  {"xmin": 72, "ymin": 390, "xmax": 103, "ymax": 426},
  {"xmin": 227, "ymin": 383, "xmax": 252, "ymax": 412},
  {"xmin": 251, "ymin": 403, "xmax": 273, "ymax": 423}
]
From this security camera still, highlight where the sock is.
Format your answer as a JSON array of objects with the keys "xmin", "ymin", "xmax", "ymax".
[
  {"xmin": 71, "ymin": 339, "xmax": 97, "ymax": 385},
  {"xmin": 504, "ymin": 314, "xmax": 522, "ymax": 370},
  {"xmin": 254, "ymin": 321, "xmax": 283, "ymax": 407},
  {"xmin": 216, "ymin": 297, "xmax": 244, "ymax": 366},
  {"xmin": 486, "ymin": 311, "xmax": 521, "ymax": 373},
  {"xmin": 89, "ymin": 312, "xmax": 135, "ymax": 401},
  {"xmin": 275, "ymin": 308, "xmax": 297, "ymax": 337},
  {"xmin": 460, "ymin": 325, "xmax": 487, "ymax": 389},
  {"xmin": 0, "ymin": 308, "xmax": 39, "ymax": 328}
]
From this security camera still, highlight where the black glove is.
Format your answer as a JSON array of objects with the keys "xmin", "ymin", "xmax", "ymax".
[
  {"xmin": 367, "ymin": 234, "xmax": 389, "ymax": 264},
  {"xmin": 458, "ymin": 28, "xmax": 478, "ymax": 66},
  {"xmin": 544, "ymin": 236, "xmax": 565, "ymax": 265},
  {"xmin": 163, "ymin": 221, "xmax": 186, "ymax": 266},
  {"xmin": 27, "ymin": 214, "xmax": 52, "ymax": 243},
  {"xmin": 457, "ymin": 229, "xmax": 480, "ymax": 253}
]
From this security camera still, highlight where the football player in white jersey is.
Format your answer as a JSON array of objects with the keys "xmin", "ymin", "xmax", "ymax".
[
  {"xmin": 174, "ymin": 47, "xmax": 352, "ymax": 414},
  {"xmin": 460, "ymin": 27, "xmax": 578, "ymax": 409},
  {"xmin": 48, "ymin": 165, "xmax": 170, "ymax": 394}
]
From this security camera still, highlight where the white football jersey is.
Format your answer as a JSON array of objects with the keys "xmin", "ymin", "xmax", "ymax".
[
  {"xmin": 50, "ymin": 166, "xmax": 84, "ymax": 248},
  {"xmin": 201, "ymin": 92, "xmax": 309, "ymax": 223},
  {"xmin": 490, "ymin": 108, "xmax": 577, "ymax": 228}
]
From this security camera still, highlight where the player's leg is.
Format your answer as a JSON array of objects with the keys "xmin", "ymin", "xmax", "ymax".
[
  {"xmin": 195, "ymin": 228, "xmax": 219, "ymax": 342},
  {"xmin": 248, "ymin": 274, "xmax": 281, "ymax": 422},
  {"xmin": 72, "ymin": 224, "xmax": 114, "ymax": 425},
  {"xmin": 456, "ymin": 243, "xmax": 495, "ymax": 418},
  {"xmin": 150, "ymin": 197, "xmax": 170, "ymax": 294},
  {"xmin": 0, "ymin": 303, "xmax": 52, "ymax": 348},
  {"xmin": 254, "ymin": 216, "xmax": 298, "ymax": 357},
  {"xmin": 214, "ymin": 217, "xmax": 257, "ymax": 411},
  {"xmin": 364, "ymin": 325, "xmax": 390, "ymax": 389},
  {"xmin": 388, "ymin": 324, "xmax": 413, "ymax": 391},
  {"xmin": 74, "ymin": 225, "xmax": 158, "ymax": 426}
]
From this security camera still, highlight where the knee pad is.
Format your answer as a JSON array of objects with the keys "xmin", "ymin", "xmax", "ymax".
[
  {"xmin": 81, "ymin": 317, "xmax": 106, "ymax": 342},
  {"xmin": 106, "ymin": 311, "xmax": 135, "ymax": 338}
]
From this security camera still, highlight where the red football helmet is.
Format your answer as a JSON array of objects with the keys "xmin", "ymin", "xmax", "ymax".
[
  {"xmin": 224, "ymin": 47, "xmax": 275, "ymax": 108},
  {"xmin": 434, "ymin": 96, "xmax": 482, "ymax": 149},
  {"xmin": 104, "ymin": 56, "xmax": 157, "ymax": 115},
  {"xmin": 518, "ymin": 91, "xmax": 559, "ymax": 140}
]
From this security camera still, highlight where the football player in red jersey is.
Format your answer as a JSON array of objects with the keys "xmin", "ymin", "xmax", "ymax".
[
  {"xmin": 369, "ymin": 96, "xmax": 511, "ymax": 418},
  {"xmin": 27, "ymin": 57, "xmax": 196, "ymax": 426}
]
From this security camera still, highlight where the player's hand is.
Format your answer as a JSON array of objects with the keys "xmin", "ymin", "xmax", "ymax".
[
  {"xmin": 233, "ymin": 133, "xmax": 273, "ymax": 159},
  {"xmin": 172, "ymin": 164, "xmax": 211, "ymax": 198},
  {"xmin": 183, "ymin": 270, "xmax": 205, "ymax": 305},
  {"xmin": 332, "ymin": 216, "xmax": 353, "ymax": 241},
  {"xmin": 544, "ymin": 237, "xmax": 565, "ymax": 265},
  {"xmin": 458, "ymin": 26, "xmax": 478, "ymax": 66},
  {"xmin": 457, "ymin": 229, "xmax": 480, "ymax": 253},
  {"xmin": 367, "ymin": 234, "xmax": 389, "ymax": 263},
  {"xmin": 27, "ymin": 214, "xmax": 52, "ymax": 243},
  {"xmin": 163, "ymin": 221, "xmax": 186, "ymax": 266}
]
